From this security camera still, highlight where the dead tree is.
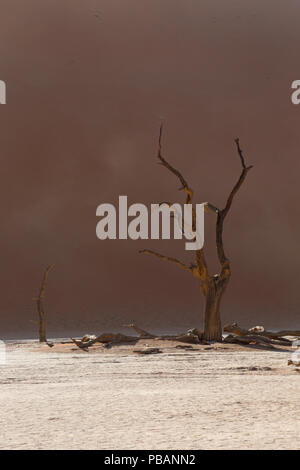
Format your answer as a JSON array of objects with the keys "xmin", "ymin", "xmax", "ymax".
[
  {"xmin": 34, "ymin": 264, "xmax": 54, "ymax": 342},
  {"xmin": 140, "ymin": 126, "xmax": 253, "ymax": 341}
]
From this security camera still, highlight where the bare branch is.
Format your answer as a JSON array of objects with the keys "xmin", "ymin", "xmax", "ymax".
[
  {"xmin": 157, "ymin": 124, "xmax": 193, "ymax": 204},
  {"xmin": 222, "ymin": 139, "xmax": 253, "ymax": 219},
  {"xmin": 139, "ymin": 249, "xmax": 192, "ymax": 272},
  {"xmin": 71, "ymin": 337, "xmax": 96, "ymax": 350},
  {"xmin": 203, "ymin": 202, "xmax": 219, "ymax": 213},
  {"xmin": 235, "ymin": 137, "xmax": 246, "ymax": 169},
  {"xmin": 123, "ymin": 324, "xmax": 154, "ymax": 338},
  {"xmin": 144, "ymin": 126, "xmax": 211, "ymax": 286},
  {"xmin": 216, "ymin": 139, "xmax": 253, "ymax": 266},
  {"xmin": 38, "ymin": 264, "xmax": 54, "ymax": 300}
]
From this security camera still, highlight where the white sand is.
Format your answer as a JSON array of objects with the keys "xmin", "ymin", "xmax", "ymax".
[{"xmin": 0, "ymin": 340, "xmax": 299, "ymax": 450}]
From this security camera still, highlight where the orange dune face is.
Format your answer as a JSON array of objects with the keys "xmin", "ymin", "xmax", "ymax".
[{"xmin": 0, "ymin": 0, "xmax": 299, "ymax": 337}]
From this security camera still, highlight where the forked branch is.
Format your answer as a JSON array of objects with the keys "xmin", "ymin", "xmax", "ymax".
[
  {"xmin": 141, "ymin": 126, "xmax": 210, "ymax": 283},
  {"xmin": 216, "ymin": 138, "xmax": 253, "ymax": 267}
]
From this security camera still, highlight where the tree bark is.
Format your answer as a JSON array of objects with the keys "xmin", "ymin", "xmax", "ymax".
[
  {"xmin": 36, "ymin": 264, "xmax": 54, "ymax": 343},
  {"xmin": 37, "ymin": 298, "xmax": 47, "ymax": 343},
  {"xmin": 203, "ymin": 278, "xmax": 229, "ymax": 341}
]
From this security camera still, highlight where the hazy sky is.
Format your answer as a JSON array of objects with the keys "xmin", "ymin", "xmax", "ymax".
[{"xmin": 0, "ymin": 0, "xmax": 299, "ymax": 337}]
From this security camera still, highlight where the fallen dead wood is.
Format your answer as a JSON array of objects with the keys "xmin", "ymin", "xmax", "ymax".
[
  {"xmin": 153, "ymin": 333, "xmax": 201, "ymax": 344},
  {"xmin": 71, "ymin": 333, "xmax": 138, "ymax": 350},
  {"xmin": 123, "ymin": 324, "xmax": 154, "ymax": 338},
  {"xmin": 224, "ymin": 322, "xmax": 299, "ymax": 346},
  {"xmin": 257, "ymin": 328, "xmax": 300, "ymax": 338},
  {"xmin": 133, "ymin": 348, "xmax": 162, "ymax": 355},
  {"xmin": 224, "ymin": 322, "xmax": 300, "ymax": 339},
  {"xmin": 70, "ymin": 321, "xmax": 298, "ymax": 352},
  {"xmin": 124, "ymin": 325, "xmax": 203, "ymax": 343},
  {"xmin": 70, "ymin": 324, "xmax": 204, "ymax": 350},
  {"xmin": 288, "ymin": 360, "xmax": 300, "ymax": 367},
  {"xmin": 150, "ymin": 328, "xmax": 203, "ymax": 344},
  {"xmin": 245, "ymin": 335, "xmax": 290, "ymax": 347},
  {"xmin": 224, "ymin": 334, "xmax": 279, "ymax": 348},
  {"xmin": 71, "ymin": 337, "xmax": 97, "ymax": 349},
  {"xmin": 97, "ymin": 333, "xmax": 138, "ymax": 343}
]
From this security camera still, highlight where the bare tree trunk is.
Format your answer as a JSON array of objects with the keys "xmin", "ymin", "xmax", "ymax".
[
  {"xmin": 203, "ymin": 279, "xmax": 228, "ymax": 341},
  {"xmin": 37, "ymin": 298, "xmax": 46, "ymax": 343},
  {"xmin": 36, "ymin": 265, "xmax": 54, "ymax": 343},
  {"xmin": 204, "ymin": 287, "xmax": 221, "ymax": 341}
]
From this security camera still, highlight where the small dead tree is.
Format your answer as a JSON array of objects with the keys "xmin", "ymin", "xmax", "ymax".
[
  {"xmin": 140, "ymin": 126, "xmax": 253, "ymax": 341},
  {"xmin": 34, "ymin": 264, "xmax": 54, "ymax": 342}
]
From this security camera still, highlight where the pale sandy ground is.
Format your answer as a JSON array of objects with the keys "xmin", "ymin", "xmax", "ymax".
[{"xmin": 0, "ymin": 339, "xmax": 299, "ymax": 450}]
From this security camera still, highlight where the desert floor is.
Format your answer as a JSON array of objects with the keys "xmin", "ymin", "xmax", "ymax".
[{"xmin": 0, "ymin": 339, "xmax": 299, "ymax": 450}]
